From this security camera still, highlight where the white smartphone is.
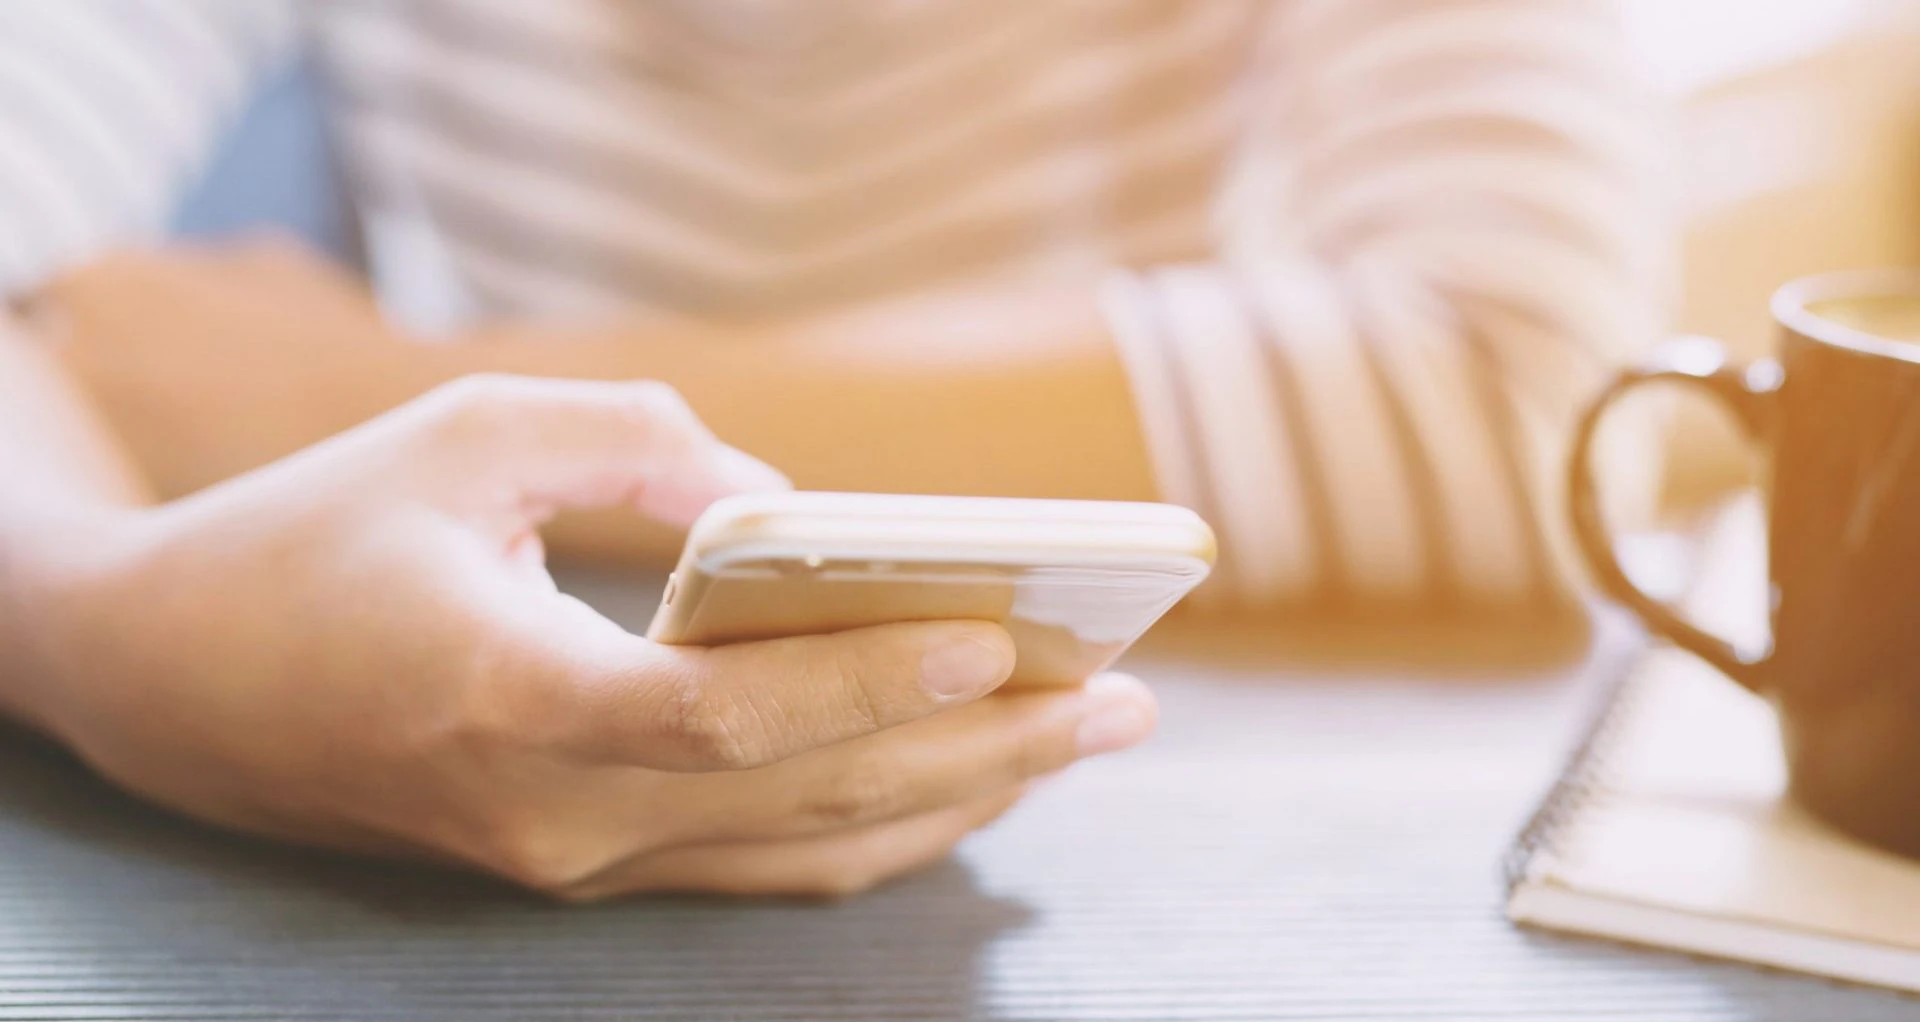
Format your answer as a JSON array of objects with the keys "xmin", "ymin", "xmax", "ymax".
[{"xmin": 647, "ymin": 492, "xmax": 1216, "ymax": 686}]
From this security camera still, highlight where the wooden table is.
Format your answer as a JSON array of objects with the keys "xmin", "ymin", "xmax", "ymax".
[{"xmin": 1, "ymin": 573, "xmax": 1913, "ymax": 1021}]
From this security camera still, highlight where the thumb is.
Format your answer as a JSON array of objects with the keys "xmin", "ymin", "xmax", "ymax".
[
  {"xmin": 396, "ymin": 375, "xmax": 787, "ymax": 529},
  {"xmin": 529, "ymin": 607, "xmax": 1018, "ymax": 772}
]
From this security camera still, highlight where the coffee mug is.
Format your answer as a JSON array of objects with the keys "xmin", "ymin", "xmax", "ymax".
[{"xmin": 1569, "ymin": 269, "xmax": 1920, "ymax": 858}]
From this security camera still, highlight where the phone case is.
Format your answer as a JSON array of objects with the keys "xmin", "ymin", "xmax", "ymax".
[{"xmin": 647, "ymin": 492, "xmax": 1215, "ymax": 686}]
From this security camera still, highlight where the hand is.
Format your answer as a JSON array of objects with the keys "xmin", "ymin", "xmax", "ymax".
[{"xmin": 16, "ymin": 375, "xmax": 1157, "ymax": 899}]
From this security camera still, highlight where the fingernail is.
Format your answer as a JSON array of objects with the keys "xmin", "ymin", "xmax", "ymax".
[
  {"xmin": 713, "ymin": 446, "xmax": 791, "ymax": 494},
  {"xmin": 920, "ymin": 631, "xmax": 1013, "ymax": 699},
  {"xmin": 1075, "ymin": 674, "xmax": 1156, "ymax": 756}
]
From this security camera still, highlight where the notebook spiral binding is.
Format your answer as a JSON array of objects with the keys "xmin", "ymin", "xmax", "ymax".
[{"xmin": 1501, "ymin": 632, "xmax": 1652, "ymax": 895}]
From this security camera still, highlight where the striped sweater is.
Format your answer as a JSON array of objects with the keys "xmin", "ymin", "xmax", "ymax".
[{"xmin": 0, "ymin": 0, "xmax": 1671, "ymax": 612}]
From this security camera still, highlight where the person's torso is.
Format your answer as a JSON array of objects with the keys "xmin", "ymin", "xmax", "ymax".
[{"xmin": 312, "ymin": 0, "xmax": 1266, "ymax": 328}]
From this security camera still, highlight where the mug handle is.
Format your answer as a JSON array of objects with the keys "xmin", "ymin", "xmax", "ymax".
[{"xmin": 1567, "ymin": 336, "xmax": 1778, "ymax": 694}]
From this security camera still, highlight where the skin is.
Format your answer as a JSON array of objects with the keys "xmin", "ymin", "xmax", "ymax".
[
  {"xmin": 0, "ymin": 308, "xmax": 1160, "ymax": 900},
  {"xmin": 44, "ymin": 239, "xmax": 1162, "ymax": 566}
]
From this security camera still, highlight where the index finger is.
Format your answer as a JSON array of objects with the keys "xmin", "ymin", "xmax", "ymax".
[{"xmin": 396, "ymin": 375, "xmax": 789, "ymax": 528}]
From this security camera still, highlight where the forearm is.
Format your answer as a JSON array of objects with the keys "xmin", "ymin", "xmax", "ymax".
[
  {"xmin": 449, "ymin": 287, "xmax": 1157, "ymax": 563},
  {"xmin": 50, "ymin": 252, "xmax": 1158, "ymax": 564},
  {"xmin": 0, "ymin": 313, "xmax": 154, "ymax": 730},
  {"xmin": 476, "ymin": 286, "xmax": 1157, "ymax": 501}
]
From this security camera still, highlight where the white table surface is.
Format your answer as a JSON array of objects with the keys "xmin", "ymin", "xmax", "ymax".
[{"xmin": 0, "ymin": 571, "xmax": 1913, "ymax": 1021}]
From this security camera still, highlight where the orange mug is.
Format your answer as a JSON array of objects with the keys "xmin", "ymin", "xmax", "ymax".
[{"xmin": 1570, "ymin": 271, "xmax": 1920, "ymax": 858}]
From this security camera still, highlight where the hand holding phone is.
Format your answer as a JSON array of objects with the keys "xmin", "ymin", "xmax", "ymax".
[{"xmin": 649, "ymin": 492, "xmax": 1215, "ymax": 686}]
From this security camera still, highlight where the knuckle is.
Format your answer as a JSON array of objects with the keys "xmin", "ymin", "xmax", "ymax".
[
  {"xmin": 821, "ymin": 644, "xmax": 889, "ymax": 733},
  {"xmin": 423, "ymin": 374, "xmax": 529, "ymax": 441},
  {"xmin": 620, "ymin": 381, "xmax": 705, "ymax": 445},
  {"xmin": 802, "ymin": 762, "xmax": 902, "ymax": 828},
  {"xmin": 618, "ymin": 380, "xmax": 710, "ymax": 449},
  {"xmin": 624, "ymin": 380, "xmax": 696, "ymax": 422},
  {"xmin": 659, "ymin": 675, "xmax": 763, "ymax": 771}
]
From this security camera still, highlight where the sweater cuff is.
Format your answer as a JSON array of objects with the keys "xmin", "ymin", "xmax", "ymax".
[{"xmin": 1097, "ymin": 264, "xmax": 1319, "ymax": 605}]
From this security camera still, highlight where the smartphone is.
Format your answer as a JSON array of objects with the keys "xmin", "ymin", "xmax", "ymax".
[{"xmin": 647, "ymin": 492, "xmax": 1216, "ymax": 686}]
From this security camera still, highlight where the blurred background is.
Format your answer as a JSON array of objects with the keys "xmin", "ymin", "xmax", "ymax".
[
  {"xmin": 168, "ymin": 0, "xmax": 1920, "ymax": 546},
  {"xmin": 1620, "ymin": 0, "xmax": 1920, "ymax": 510}
]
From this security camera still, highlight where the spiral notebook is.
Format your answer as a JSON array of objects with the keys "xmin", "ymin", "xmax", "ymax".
[{"xmin": 1504, "ymin": 500, "xmax": 1920, "ymax": 993}]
